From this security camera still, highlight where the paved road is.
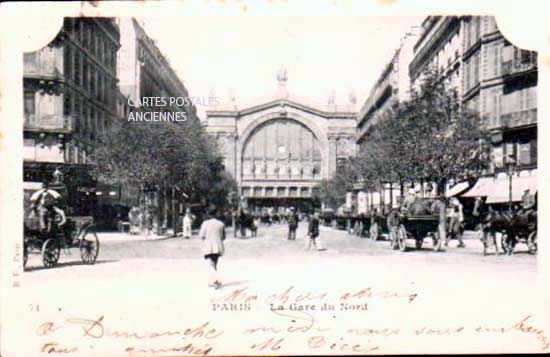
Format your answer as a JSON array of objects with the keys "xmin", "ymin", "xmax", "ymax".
[
  {"xmin": 24, "ymin": 222, "xmax": 537, "ymax": 270},
  {"xmin": 18, "ymin": 223, "xmax": 543, "ymax": 355}
]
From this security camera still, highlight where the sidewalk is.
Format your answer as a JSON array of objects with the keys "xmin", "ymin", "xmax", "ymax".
[{"xmin": 97, "ymin": 230, "xmax": 187, "ymax": 243}]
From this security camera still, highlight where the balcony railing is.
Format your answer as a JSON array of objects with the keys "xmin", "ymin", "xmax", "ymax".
[
  {"xmin": 501, "ymin": 59, "xmax": 537, "ymax": 77},
  {"xmin": 501, "ymin": 108, "xmax": 537, "ymax": 128},
  {"xmin": 24, "ymin": 114, "xmax": 72, "ymax": 133}
]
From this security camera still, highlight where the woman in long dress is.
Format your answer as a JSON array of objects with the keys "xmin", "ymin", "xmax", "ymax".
[
  {"xmin": 199, "ymin": 206, "xmax": 226, "ymax": 289},
  {"xmin": 182, "ymin": 208, "xmax": 194, "ymax": 239}
]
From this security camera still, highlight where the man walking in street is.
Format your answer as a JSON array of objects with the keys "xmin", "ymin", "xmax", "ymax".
[
  {"xmin": 199, "ymin": 206, "xmax": 226, "ymax": 290},
  {"xmin": 182, "ymin": 208, "xmax": 195, "ymax": 239},
  {"xmin": 306, "ymin": 211, "xmax": 324, "ymax": 250},
  {"xmin": 287, "ymin": 207, "xmax": 298, "ymax": 240}
]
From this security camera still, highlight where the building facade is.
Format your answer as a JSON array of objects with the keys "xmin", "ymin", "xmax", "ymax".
[
  {"xmin": 117, "ymin": 18, "xmax": 198, "ymax": 122},
  {"xmin": 409, "ymin": 16, "xmax": 537, "ymax": 203},
  {"xmin": 23, "ymin": 17, "xmax": 198, "ymax": 227},
  {"xmin": 206, "ymin": 73, "xmax": 357, "ymax": 212},
  {"xmin": 23, "ymin": 17, "xmax": 121, "ymax": 216},
  {"xmin": 357, "ymin": 27, "xmax": 419, "ymax": 151},
  {"xmin": 354, "ymin": 27, "xmax": 420, "ymax": 208},
  {"xmin": 117, "ymin": 18, "xmax": 199, "ymax": 231}
]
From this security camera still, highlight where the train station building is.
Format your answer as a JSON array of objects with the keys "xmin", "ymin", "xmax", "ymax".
[{"xmin": 205, "ymin": 70, "xmax": 357, "ymax": 213}]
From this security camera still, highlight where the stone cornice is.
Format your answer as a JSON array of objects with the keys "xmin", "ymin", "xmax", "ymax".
[{"xmin": 206, "ymin": 98, "xmax": 356, "ymax": 120}]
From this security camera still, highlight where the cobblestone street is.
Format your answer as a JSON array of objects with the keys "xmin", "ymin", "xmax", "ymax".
[
  {"xmin": 24, "ymin": 222, "xmax": 538, "ymax": 270},
  {"xmin": 18, "ymin": 223, "xmax": 543, "ymax": 355}
]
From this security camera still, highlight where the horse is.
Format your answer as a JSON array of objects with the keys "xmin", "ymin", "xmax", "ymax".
[
  {"xmin": 471, "ymin": 198, "xmax": 501, "ymax": 255},
  {"xmin": 502, "ymin": 208, "xmax": 537, "ymax": 255}
]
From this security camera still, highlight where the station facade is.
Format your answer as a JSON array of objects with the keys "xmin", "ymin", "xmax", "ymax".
[{"xmin": 206, "ymin": 75, "xmax": 357, "ymax": 213}]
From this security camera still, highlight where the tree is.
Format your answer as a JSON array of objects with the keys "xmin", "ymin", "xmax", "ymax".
[
  {"xmin": 313, "ymin": 159, "xmax": 358, "ymax": 210},
  {"xmin": 355, "ymin": 67, "xmax": 489, "ymax": 198},
  {"xmin": 402, "ymin": 68, "xmax": 489, "ymax": 194},
  {"xmin": 356, "ymin": 101, "xmax": 413, "ymax": 198},
  {"xmin": 91, "ymin": 114, "xmax": 231, "ymax": 234}
]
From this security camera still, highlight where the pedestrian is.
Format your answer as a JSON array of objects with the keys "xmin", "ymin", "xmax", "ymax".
[
  {"xmin": 182, "ymin": 208, "xmax": 195, "ymax": 239},
  {"xmin": 306, "ymin": 211, "xmax": 324, "ymax": 250},
  {"xmin": 401, "ymin": 188, "xmax": 416, "ymax": 213},
  {"xmin": 386, "ymin": 206, "xmax": 400, "ymax": 249},
  {"xmin": 447, "ymin": 197, "xmax": 465, "ymax": 247},
  {"xmin": 128, "ymin": 206, "xmax": 141, "ymax": 235},
  {"xmin": 429, "ymin": 197, "xmax": 446, "ymax": 251},
  {"xmin": 199, "ymin": 206, "xmax": 226, "ymax": 289},
  {"xmin": 232, "ymin": 208, "xmax": 238, "ymax": 238},
  {"xmin": 238, "ymin": 207, "xmax": 248, "ymax": 237},
  {"xmin": 144, "ymin": 208, "xmax": 153, "ymax": 237},
  {"xmin": 287, "ymin": 207, "xmax": 298, "ymax": 240}
]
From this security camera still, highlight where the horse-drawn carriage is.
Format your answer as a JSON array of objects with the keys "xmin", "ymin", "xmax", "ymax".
[
  {"xmin": 479, "ymin": 209, "xmax": 537, "ymax": 256},
  {"xmin": 388, "ymin": 198, "xmax": 443, "ymax": 252},
  {"xmin": 392, "ymin": 214, "xmax": 442, "ymax": 251},
  {"xmin": 23, "ymin": 181, "xmax": 99, "ymax": 269}
]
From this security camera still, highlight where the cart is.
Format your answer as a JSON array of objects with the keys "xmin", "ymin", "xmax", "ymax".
[
  {"xmin": 23, "ymin": 215, "xmax": 99, "ymax": 269},
  {"xmin": 394, "ymin": 214, "xmax": 442, "ymax": 252}
]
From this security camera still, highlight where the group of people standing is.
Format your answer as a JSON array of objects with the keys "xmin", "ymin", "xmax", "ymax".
[{"xmin": 286, "ymin": 208, "xmax": 324, "ymax": 250}]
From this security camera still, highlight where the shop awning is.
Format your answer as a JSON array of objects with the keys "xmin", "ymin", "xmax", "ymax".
[
  {"xmin": 445, "ymin": 181, "xmax": 470, "ymax": 197},
  {"xmin": 461, "ymin": 175, "xmax": 537, "ymax": 204},
  {"xmin": 23, "ymin": 181, "xmax": 42, "ymax": 190}
]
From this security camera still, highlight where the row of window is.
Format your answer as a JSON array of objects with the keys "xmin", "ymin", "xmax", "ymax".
[
  {"xmin": 492, "ymin": 137, "xmax": 537, "ymax": 167},
  {"xmin": 463, "ymin": 16, "xmax": 481, "ymax": 51},
  {"xmin": 66, "ymin": 142, "xmax": 91, "ymax": 165},
  {"xmin": 241, "ymin": 187, "xmax": 317, "ymax": 197},
  {"xmin": 463, "ymin": 51, "xmax": 480, "ymax": 93},
  {"xmin": 64, "ymin": 44, "xmax": 117, "ymax": 110},
  {"xmin": 483, "ymin": 84, "xmax": 537, "ymax": 128},
  {"xmin": 431, "ymin": 31, "xmax": 461, "ymax": 73},
  {"xmin": 463, "ymin": 42, "xmax": 536, "ymax": 96},
  {"xmin": 63, "ymin": 91, "xmax": 112, "ymax": 140},
  {"xmin": 483, "ymin": 43, "xmax": 536, "ymax": 80},
  {"xmin": 64, "ymin": 18, "xmax": 118, "ymax": 73}
]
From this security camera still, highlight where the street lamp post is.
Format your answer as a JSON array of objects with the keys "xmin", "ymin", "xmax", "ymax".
[{"xmin": 505, "ymin": 155, "xmax": 517, "ymax": 212}]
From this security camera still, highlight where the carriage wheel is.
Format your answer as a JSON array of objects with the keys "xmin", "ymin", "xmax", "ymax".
[
  {"xmin": 397, "ymin": 225, "xmax": 407, "ymax": 252},
  {"xmin": 80, "ymin": 229, "xmax": 100, "ymax": 264},
  {"xmin": 370, "ymin": 223, "xmax": 379, "ymax": 241},
  {"xmin": 41, "ymin": 239, "xmax": 60, "ymax": 268},
  {"xmin": 527, "ymin": 231, "xmax": 537, "ymax": 255}
]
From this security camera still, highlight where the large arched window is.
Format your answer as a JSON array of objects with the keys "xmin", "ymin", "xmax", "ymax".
[{"xmin": 242, "ymin": 119, "xmax": 322, "ymax": 180}]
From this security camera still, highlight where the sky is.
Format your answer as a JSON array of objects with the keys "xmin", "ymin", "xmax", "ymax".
[{"xmin": 140, "ymin": 16, "xmax": 424, "ymax": 118}]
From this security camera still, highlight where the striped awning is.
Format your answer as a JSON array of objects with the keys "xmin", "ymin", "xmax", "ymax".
[
  {"xmin": 461, "ymin": 175, "xmax": 537, "ymax": 204},
  {"xmin": 445, "ymin": 181, "xmax": 470, "ymax": 197}
]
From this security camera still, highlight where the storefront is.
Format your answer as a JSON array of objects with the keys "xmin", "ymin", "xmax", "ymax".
[
  {"xmin": 23, "ymin": 162, "xmax": 97, "ymax": 217},
  {"xmin": 461, "ymin": 170, "xmax": 537, "ymax": 208}
]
